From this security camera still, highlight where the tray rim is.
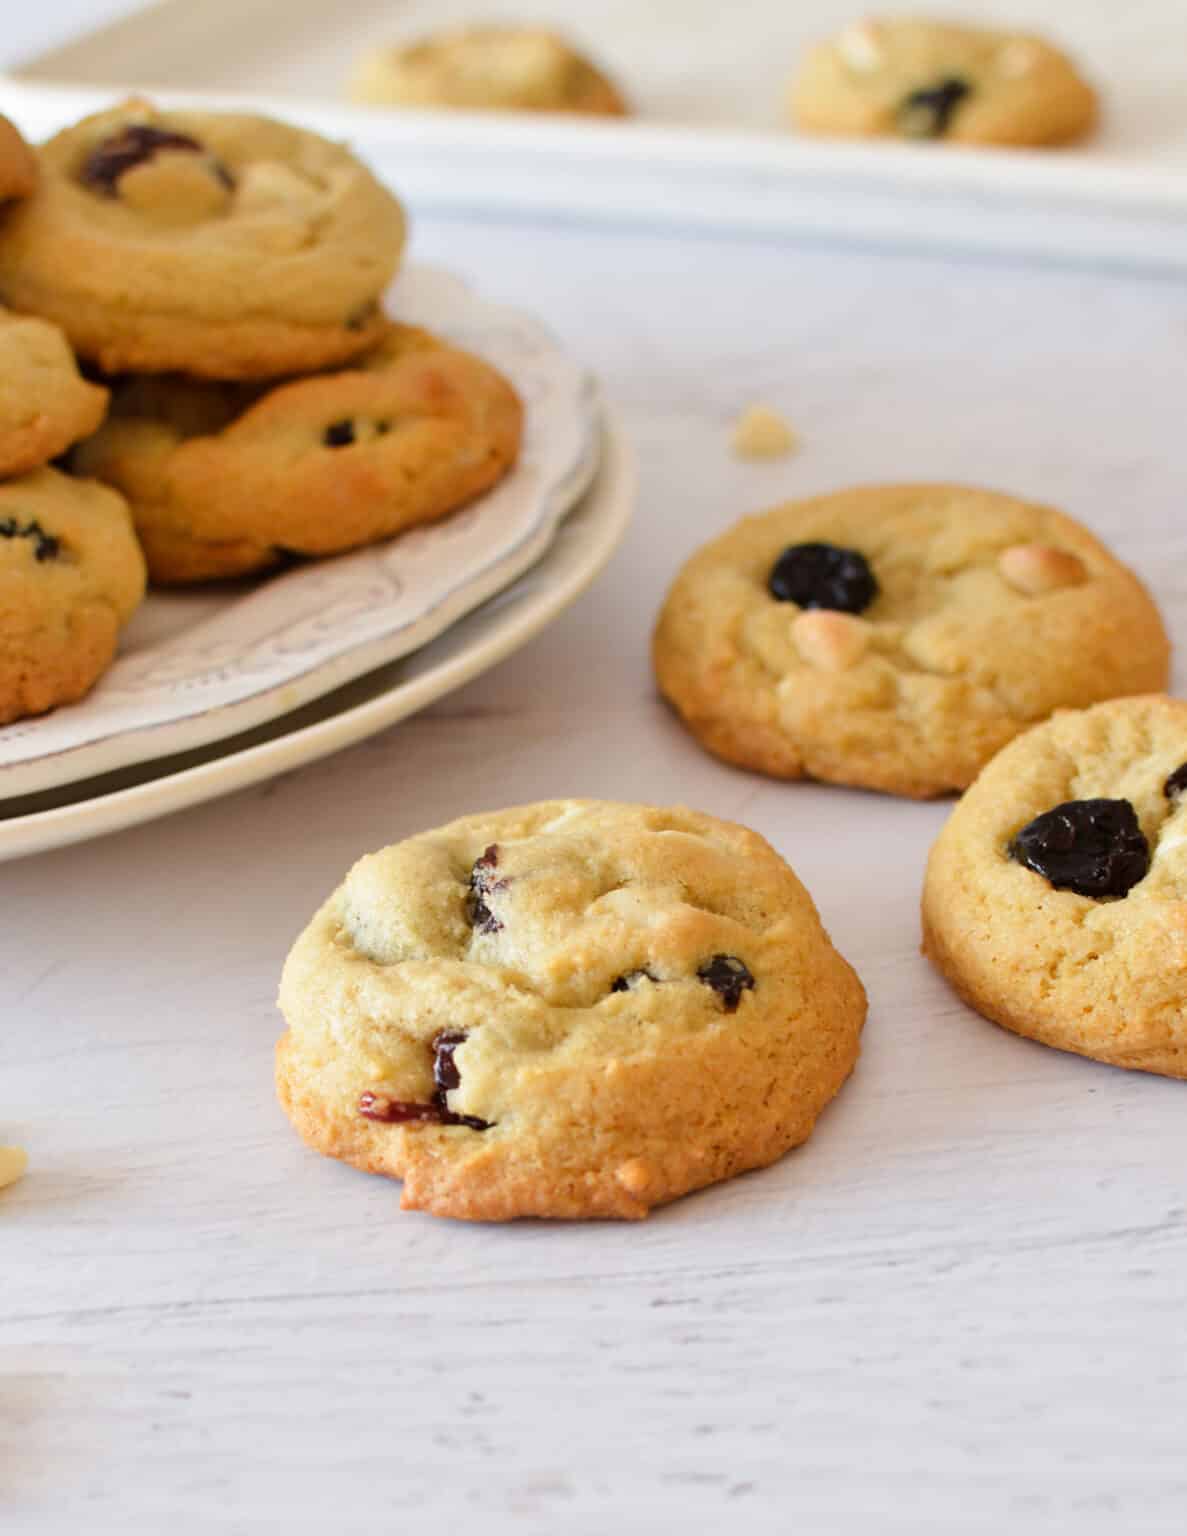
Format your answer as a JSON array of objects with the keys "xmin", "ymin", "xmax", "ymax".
[{"xmin": 3, "ymin": 70, "xmax": 1187, "ymax": 275}]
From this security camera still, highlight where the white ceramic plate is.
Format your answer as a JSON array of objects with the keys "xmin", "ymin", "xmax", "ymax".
[
  {"xmin": 0, "ymin": 262, "xmax": 602, "ymax": 800},
  {"xmin": 0, "ymin": 412, "xmax": 633, "ymax": 861}
]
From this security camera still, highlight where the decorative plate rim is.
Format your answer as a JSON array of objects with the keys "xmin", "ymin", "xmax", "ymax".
[{"xmin": 0, "ymin": 262, "xmax": 602, "ymax": 799}]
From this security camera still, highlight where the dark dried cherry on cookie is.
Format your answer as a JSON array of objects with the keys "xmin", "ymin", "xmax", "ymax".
[
  {"xmin": 357, "ymin": 1030, "xmax": 491, "ymax": 1131},
  {"xmin": 322, "ymin": 419, "xmax": 355, "ymax": 447},
  {"xmin": 610, "ymin": 969, "xmax": 657, "ymax": 993},
  {"xmin": 466, "ymin": 844, "xmax": 506, "ymax": 934},
  {"xmin": 1008, "ymin": 798, "xmax": 1149, "ymax": 898},
  {"xmin": 79, "ymin": 124, "xmax": 234, "ymax": 197},
  {"xmin": 897, "ymin": 77, "xmax": 972, "ymax": 138},
  {"xmin": 358, "ymin": 1093, "xmax": 442, "ymax": 1124},
  {"xmin": 0, "ymin": 517, "xmax": 59, "ymax": 562},
  {"xmin": 696, "ymin": 954, "xmax": 755, "ymax": 1012},
  {"xmin": 1164, "ymin": 763, "xmax": 1187, "ymax": 800},
  {"xmin": 767, "ymin": 542, "xmax": 878, "ymax": 614},
  {"xmin": 431, "ymin": 1030, "xmax": 491, "ymax": 1130}
]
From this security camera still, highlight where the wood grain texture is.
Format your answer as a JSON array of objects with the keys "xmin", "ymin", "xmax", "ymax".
[{"xmin": 4, "ymin": 202, "xmax": 1187, "ymax": 1533}]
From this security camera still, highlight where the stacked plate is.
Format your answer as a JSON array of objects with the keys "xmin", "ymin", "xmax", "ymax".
[{"xmin": 0, "ymin": 263, "xmax": 634, "ymax": 860}]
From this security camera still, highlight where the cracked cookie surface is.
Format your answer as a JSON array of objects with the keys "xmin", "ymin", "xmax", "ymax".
[
  {"xmin": 0, "ymin": 466, "xmax": 145, "ymax": 725},
  {"xmin": 0, "ymin": 99, "xmax": 405, "ymax": 377},
  {"xmin": 0, "ymin": 310, "xmax": 109, "ymax": 477},
  {"xmin": 72, "ymin": 322, "xmax": 523, "ymax": 583},
  {"xmin": 352, "ymin": 26, "xmax": 628, "ymax": 116},
  {"xmin": 276, "ymin": 800, "xmax": 866, "ymax": 1220},
  {"xmin": 790, "ymin": 18, "xmax": 1097, "ymax": 146},
  {"xmin": 923, "ymin": 695, "xmax": 1187, "ymax": 1079},
  {"xmin": 652, "ymin": 484, "xmax": 1169, "ymax": 799}
]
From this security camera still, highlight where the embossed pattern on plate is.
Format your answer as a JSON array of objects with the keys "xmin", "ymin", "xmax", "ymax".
[{"xmin": 0, "ymin": 263, "xmax": 601, "ymax": 798}]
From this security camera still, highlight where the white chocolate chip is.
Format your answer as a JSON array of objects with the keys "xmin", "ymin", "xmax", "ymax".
[
  {"xmin": 0, "ymin": 1146, "xmax": 28, "ymax": 1190},
  {"xmin": 838, "ymin": 20, "xmax": 883, "ymax": 72},
  {"xmin": 731, "ymin": 404, "xmax": 799, "ymax": 461},
  {"xmin": 998, "ymin": 543, "xmax": 1088, "ymax": 595},
  {"xmin": 998, "ymin": 40, "xmax": 1042, "ymax": 79},
  {"xmin": 235, "ymin": 160, "xmax": 324, "ymax": 216},
  {"xmin": 792, "ymin": 610, "xmax": 871, "ymax": 670}
]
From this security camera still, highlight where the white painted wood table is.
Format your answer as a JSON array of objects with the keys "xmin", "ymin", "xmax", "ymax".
[{"xmin": 5, "ymin": 9, "xmax": 1187, "ymax": 1532}]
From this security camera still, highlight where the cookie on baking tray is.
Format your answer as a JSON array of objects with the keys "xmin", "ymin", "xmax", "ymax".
[
  {"xmin": 790, "ymin": 17, "xmax": 1097, "ymax": 146},
  {"xmin": 72, "ymin": 323, "xmax": 523, "ymax": 584},
  {"xmin": 652, "ymin": 484, "xmax": 1169, "ymax": 799},
  {"xmin": 0, "ymin": 99, "xmax": 405, "ymax": 378},
  {"xmin": 0, "ymin": 114, "xmax": 38, "ymax": 203},
  {"xmin": 923, "ymin": 695, "xmax": 1187, "ymax": 1080},
  {"xmin": 0, "ymin": 310, "xmax": 109, "ymax": 478},
  {"xmin": 352, "ymin": 26, "xmax": 629, "ymax": 117},
  {"xmin": 0, "ymin": 466, "xmax": 145, "ymax": 726},
  {"xmin": 276, "ymin": 800, "xmax": 866, "ymax": 1221}
]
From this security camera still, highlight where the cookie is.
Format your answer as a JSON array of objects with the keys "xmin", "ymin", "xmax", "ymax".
[
  {"xmin": 276, "ymin": 799, "xmax": 866, "ymax": 1221},
  {"xmin": 791, "ymin": 18, "xmax": 1097, "ymax": 146},
  {"xmin": 653, "ymin": 484, "xmax": 1169, "ymax": 799},
  {"xmin": 72, "ymin": 322, "xmax": 523, "ymax": 584},
  {"xmin": 0, "ymin": 310, "xmax": 109, "ymax": 477},
  {"xmin": 0, "ymin": 99, "xmax": 405, "ymax": 378},
  {"xmin": 352, "ymin": 26, "xmax": 628, "ymax": 117},
  {"xmin": 923, "ymin": 695, "xmax": 1187, "ymax": 1080},
  {"xmin": 0, "ymin": 466, "xmax": 145, "ymax": 726},
  {"xmin": 0, "ymin": 115, "xmax": 38, "ymax": 203}
]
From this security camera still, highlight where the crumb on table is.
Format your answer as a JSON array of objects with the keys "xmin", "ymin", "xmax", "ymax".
[
  {"xmin": 731, "ymin": 403, "xmax": 798, "ymax": 460},
  {"xmin": 0, "ymin": 1146, "xmax": 28, "ymax": 1190}
]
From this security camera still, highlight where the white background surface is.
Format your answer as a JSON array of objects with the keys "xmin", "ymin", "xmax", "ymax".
[{"xmin": 6, "ymin": 6, "xmax": 1187, "ymax": 1533}]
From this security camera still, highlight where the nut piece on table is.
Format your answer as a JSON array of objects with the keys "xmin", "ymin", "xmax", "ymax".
[
  {"xmin": 731, "ymin": 403, "xmax": 799, "ymax": 461},
  {"xmin": 0, "ymin": 1146, "xmax": 28, "ymax": 1190}
]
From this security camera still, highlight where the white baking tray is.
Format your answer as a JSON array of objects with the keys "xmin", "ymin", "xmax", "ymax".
[{"xmin": 5, "ymin": 0, "xmax": 1187, "ymax": 271}]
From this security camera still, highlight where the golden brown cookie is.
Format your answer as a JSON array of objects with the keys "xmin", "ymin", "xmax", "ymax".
[
  {"xmin": 791, "ymin": 17, "xmax": 1097, "ymax": 146},
  {"xmin": 352, "ymin": 26, "xmax": 628, "ymax": 116},
  {"xmin": 0, "ymin": 99, "xmax": 405, "ymax": 377},
  {"xmin": 0, "ymin": 467, "xmax": 145, "ymax": 726},
  {"xmin": 72, "ymin": 323, "xmax": 523, "ymax": 583},
  {"xmin": 0, "ymin": 310, "xmax": 108, "ymax": 477},
  {"xmin": 0, "ymin": 114, "xmax": 38, "ymax": 202},
  {"xmin": 276, "ymin": 800, "xmax": 866, "ymax": 1221},
  {"xmin": 653, "ymin": 484, "xmax": 1169, "ymax": 799},
  {"xmin": 923, "ymin": 695, "xmax": 1187, "ymax": 1080}
]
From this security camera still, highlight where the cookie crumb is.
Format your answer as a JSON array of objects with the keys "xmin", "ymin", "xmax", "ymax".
[
  {"xmin": 731, "ymin": 404, "xmax": 798, "ymax": 461},
  {"xmin": 0, "ymin": 1146, "xmax": 28, "ymax": 1190}
]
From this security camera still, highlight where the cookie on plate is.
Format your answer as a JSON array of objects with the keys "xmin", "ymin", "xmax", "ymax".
[
  {"xmin": 790, "ymin": 17, "xmax": 1097, "ymax": 146},
  {"xmin": 0, "ymin": 114, "xmax": 38, "ymax": 203},
  {"xmin": 0, "ymin": 310, "xmax": 109, "ymax": 478},
  {"xmin": 72, "ymin": 322, "xmax": 523, "ymax": 584},
  {"xmin": 352, "ymin": 26, "xmax": 628, "ymax": 117},
  {"xmin": 923, "ymin": 695, "xmax": 1187, "ymax": 1079},
  {"xmin": 0, "ymin": 99, "xmax": 405, "ymax": 378},
  {"xmin": 653, "ymin": 484, "xmax": 1169, "ymax": 799},
  {"xmin": 276, "ymin": 800, "xmax": 866, "ymax": 1220},
  {"xmin": 0, "ymin": 466, "xmax": 145, "ymax": 726}
]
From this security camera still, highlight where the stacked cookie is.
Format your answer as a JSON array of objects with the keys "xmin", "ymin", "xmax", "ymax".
[
  {"xmin": 0, "ymin": 114, "xmax": 146, "ymax": 726},
  {"xmin": 0, "ymin": 99, "xmax": 523, "ymax": 589}
]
